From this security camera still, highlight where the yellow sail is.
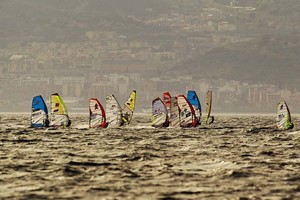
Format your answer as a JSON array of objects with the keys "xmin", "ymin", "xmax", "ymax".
[
  {"xmin": 51, "ymin": 93, "xmax": 68, "ymax": 115},
  {"xmin": 205, "ymin": 90, "xmax": 213, "ymax": 124},
  {"xmin": 50, "ymin": 93, "xmax": 70, "ymax": 127},
  {"xmin": 122, "ymin": 90, "xmax": 136, "ymax": 125}
]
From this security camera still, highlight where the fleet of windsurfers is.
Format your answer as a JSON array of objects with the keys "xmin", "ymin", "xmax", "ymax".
[{"xmin": 30, "ymin": 90, "xmax": 294, "ymax": 130}]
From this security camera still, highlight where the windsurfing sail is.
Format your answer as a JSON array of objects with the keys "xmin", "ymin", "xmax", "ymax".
[
  {"xmin": 277, "ymin": 101, "xmax": 294, "ymax": 130},
  {"xmin": 187, "ymin": 90, "xmax": 201, "ymax": 125},
  {"xmin": 122, "ymin": 90, "xmax": 136, "ymax": 125},
  {"xmin": 106, "ymin": 94, "xmax": 123, "ymax": 128},
  {"xmin": 177, "ymin": 95, "xmax": 197, "ymax": 128},
  {"xmin": 152, "ymin": 97, "xmax": 169, "ymax": 128},
  {"xmin": 162, "ymin": 92, "xmax": 171, "ymax": 118},
  {"xmin": 31, "ymin": 95, "xmax": 49, "ymax": 127},
  {"xmin": 89, "ymin": 98, "xmax": 106, "ymax": 128},
  {"xmin": 205, "ymin": 90, "xmax": 213, "ymax": 124},
  {"xmin": 50, "ymin": 93, "xmax": 71, "ymax": 127},
  {"xmin": 169, "ymin": 96, "xmax": 180, "ymax": 128}
]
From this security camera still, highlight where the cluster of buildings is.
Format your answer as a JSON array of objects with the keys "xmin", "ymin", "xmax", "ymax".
[
  {"xmin": 0, "ymin": 67, "xmax": 299, "ymax": 113},
  {"xmin": 0, "ymin": 1, "xmax": 298, "ymax": 113}
]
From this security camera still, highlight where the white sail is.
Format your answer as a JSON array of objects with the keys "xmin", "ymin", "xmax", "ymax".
[
  {"xmin": 277, "ymin": 101, "xmax": 293, "ymax": 130},
  {"xmin": 106, "ymin": 94, "xmax": 123, "ymax": 128},
  {"xmin": 152, "ymin": 97, "xmax": 168, "ymax": 127},
  {"xmin": 205, "ymin": 90, "xmax": 213, "ymax": 124},
  {"xmin": 169, "ymin": 97, "xmax": 180, "ymax": 127},
  {"xmin": 89, "ymin": 98, "xmax": 106, "ymax": 128},
  {"xmin": 177, "ymin": 95, "xmax": 197, "ymax": 128}
]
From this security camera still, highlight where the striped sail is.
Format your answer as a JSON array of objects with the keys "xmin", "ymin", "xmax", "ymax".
[
  {"xmin": 106, "ymin": 94, "xmax": 123, "ymax": 128},
  {"xmin": 152, "ymin": 97, "xmax": 168, "ymax": 128},
  {"xmin": 31, "ymin": 95, "xmax": 49, "ymax": 127},
  {"xmin": 50, "ymin": 93, "xmax": 71, "ymax": 127},
  {"xmin": 205, "ymin": 90, "xmax": 213, "ymax": 124},
  {"xmin": 162, "ymin": 92, "xmax": 171, "ymax": 118},
  {"xmin": 177, "ymin": 95, "xmax": 197, "ymax": 128},
  {"xmin": 122, "ymin": 90, "xmax": 136, "ymax": 125},
  {"xmin": 187, "ymin": 90, "xmax": 201, "ymax": 125},
  {"xmin": 169, "ymin": 96, "xmax": 180, "ymax": 128},
  {"xmin": 89, "ymin": 98, "xmax": 106, "ymax": 128},
  {"xmin": 277, "ymin": 101, "xmax": 293, "ymax": 130}
]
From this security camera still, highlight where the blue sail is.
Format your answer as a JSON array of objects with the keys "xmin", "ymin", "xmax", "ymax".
[
  {"xmin": 31, "ymin": 95, "xmax": 49, "ymax": 127},
  {"xmin": 187, "ymin": 90, "xmax": 202, "ymax": 124}
]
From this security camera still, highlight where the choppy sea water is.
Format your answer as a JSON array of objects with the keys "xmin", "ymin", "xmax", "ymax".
[{"xmin": 1, "ymin": 113, "xmax": 300, "ymax": 199}]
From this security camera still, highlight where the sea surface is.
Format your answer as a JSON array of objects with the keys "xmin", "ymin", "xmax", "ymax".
[{"xmin": 1, "ymin": 113, "xmax": 300, "ymax": 199}]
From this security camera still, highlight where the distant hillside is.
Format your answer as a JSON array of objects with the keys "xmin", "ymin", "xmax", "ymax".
[
  {"xmin": 0, "ymin": 0, "xmax": 175, "ymax": 45},
  {"xmin": 1, "ymin": 0, "xmax": 300, "ymax": 46},
  {"xmin": 1, "ymin": 0, "xmax": 300, "ymax": 89},
  {"xmin": 174, "ymin": 35, "xmax": 300, "ymax": 89},
  {"xmin": 256, "ymin": 0, "xmax": 300, "ymax": 15}
]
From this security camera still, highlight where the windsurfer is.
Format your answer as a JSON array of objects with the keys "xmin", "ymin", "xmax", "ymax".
[
  {"xmin": 209, "ymin": 116, "xmax": 214, "ymax": 124},
  {"xmin": 288, "ymin": 122, "xmax": 294, "ymax": 129},
  {"xmin": 67, "ymin": 119, "xmax": 72, "ymax": 127},
  {"xmin": 44, "ymin": 118, "xmax": 50, "ymax": 127},
  {"xmin": 122, "ymin": 112, "xmax": 130, "ymax": 125}
]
